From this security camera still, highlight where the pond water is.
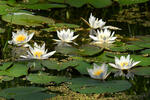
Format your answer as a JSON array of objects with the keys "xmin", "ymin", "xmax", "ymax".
[{"xmin": 0, "ymin": 0, "xmax": 150, "ymax": 100}]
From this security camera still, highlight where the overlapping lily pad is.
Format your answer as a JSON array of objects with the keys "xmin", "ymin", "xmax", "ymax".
[
  {"xmin": 2, "ymin": 13, "xmax": 55, "ymax": 27},
  {"xmin": 131, "ymin": 67, "xmax": 150, "ymax": 76},
  {"xmin": 68, "ymin": 77, "xmax": 131, "ymax": 94},
  {"xmin": 0, "ymin": 63, "xmax": 28, "ymax": 77},
  {"xmin": 0, "ymin": 87, "xmax": 56, "ymax": 100},
  {"xmin": 42, "ymin": 60, "xmax": 78, "ymax": 71},
  {"xmin": 27, "ymin": 74, "xmax": 68, "ymax": 84}
]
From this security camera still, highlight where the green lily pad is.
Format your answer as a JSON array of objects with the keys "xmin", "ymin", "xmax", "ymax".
[
  {"xmin": 27, "ymin": 74, "xmax": 68, "ymax": 84},
  {"xmin": 2, "ymin": 13, "xmax": 55, "ymax": 27},
  {"xmin": 42, "ymin": 60, "xmax": 78, "ymax": 71},
  {"xmin": 0, "ymin": 87, "xmax": 56, "ymax": 100},
  {"xmin": 89, "ymin": 0, "xmax": 112, "ymax": 8},
  {"xmin": 138, "ymin": 42, "xmax": 150, "ymax": 48},
  {"xmin": 124, "ymin": 44, "xmax": 143, "ymax": 51},
  {"xmin": 6, "ymin": 63, "xmax": 28, "ymax": 77},
  {"xmin": 118, "ymin": 0, "xmax": 148, "ymax": 5},
  {"xmin": 55, "ymin": 45, "xmax": 79, "ymax": 55},
  {"xmin": 109, "ymin": 46, "xmax": 126, "ymax": 52},
  {"xmin": 68, "ymin": 77, "xmax": 131, "ymax": 94},
  {"xmin": 75, "ymin": 60, "xmax": 91, "ymax": 75},
  {"xmin": 16, "ymin": 3, "xmax": 66, "ymax": 10},
  {"xmin": 79, "ymin": 45, "xmax": 103, "ymax": 56},
  {"xmin": 0, "ymin": 5, "xmax": 19, "ymax": 15},
  {"xmin": 0, "ymin": 62, "xmax": 13, "ymax": 71},
  {"xmin": 141, "ymin": 49, "xmax": 150, "ymax": 55},
  {"xmin": 131, "ymin": 67, "xmax": 150, "ymax": 76}
]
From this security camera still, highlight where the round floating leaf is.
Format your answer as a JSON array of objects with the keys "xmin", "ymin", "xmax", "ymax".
[
  {"xmin": 16, "ymin": 3, "xmax": 66, "ymax": 10},
  {"xmin": 89, "ymin": 0, "xmax": 112, "ymax": 8},
  {"xmin": 27, "ymin": 74, "xmax": 68, "ymax": 84},
  {"xmin": 66, "ymin": 0, "xmax": 87, "ymax": 7},
  {"xmin": 138, "ymin": 42, "xmax": 150, "ymax": 48},
  {"xmin": 0, "ymin": 87, "xmax": 55, "ymax": 100},
  {"xmin": 75, "ymin": 60, "xmax": 91, "ymax": 75},
  {"xmin": 131, "ymin": 67, "xmax": 150, "ymax": 76},
  {"xmin": 42, "ymin": 60, "xmax": 78, "ymax": 71},
  {"xmin": 0, "ymin": 62, "xmax": 13, "ymax": 71},
  {"xmin": 2, "ymin": 13, "xmax": 55, "ymax": 27},
  {"xmin": 79, "ymin": 45, "xmax": 103, "ymax": 56},
  {"xmin": 68, "ymin": 77, "xmax": 131, "ymax": 94},
  {"xmin": 141, "ymin": 49, "xmax": 150, "ymax": 55},
  {"xmin": 124, "ymin": 44, "xmax": 143, "ymax": 51},
  {"xmin": 109, "ymin": 46, "xmax": 126, "ymax": 52},
  {"xmin": 118, "ymin": 0, "xmax": 148, "ymax": 5},
  {"xmin": 55, "ymin": 45, "xmax": 79, "ymax": 55},
  {"xmin": 0, "ymin": 5, "xmax": 19, "ymax": 15},
  {"xmin": 6, "ymin": 63, "xmax": 28, "ymax": 77},
  {"xmin": 96, "ymin": 52, "xmax": 114, "ymax": 63}
]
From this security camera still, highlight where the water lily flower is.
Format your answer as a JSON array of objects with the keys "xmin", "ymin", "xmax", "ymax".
[
  {"xmin": 53, "ymin": 29, "xmax": 79, "ymax": 44},
  {"xmin": 89, "ymin": 29, "xmax": 117, "ymax": 44},
  {"xmin": 20, "ymin": 42, "xmax": 56, "ymax": 59},
  {"xmin": 87, "ymin": 63, "xmax": 110, "ymax": 80},
  {"xmin": 109, "ymin": 55, "xmax": 140, "ymax": 70},
  {"xmin": 8, "ymin": 29, "xmax": 34, "ymax": 47},
  {"xmin": 89, "ymin": 13, "xmax": 106, "ymax": 29}
]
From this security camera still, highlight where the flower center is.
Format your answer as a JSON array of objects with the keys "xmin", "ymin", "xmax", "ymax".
[
  {"xmin": 16, "ymin": 35, "xmax": 26, "ymax": 42},
  {"xmin": 120, "ymin": 62, "xmax": 128, "ymax": 67},
  {"xmin": 93, "ymin": 69, "xmax": 103, "ymax": 76},
  {"xmin": 33, "ymin": 51, "xmax": 43, "ymax": 58}
]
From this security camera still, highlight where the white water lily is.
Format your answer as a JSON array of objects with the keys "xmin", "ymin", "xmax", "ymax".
[
  {"xmin": 89, "ymin": 29, "xmax": 117, "ymax": 44},
  {"xmin": 8, "ymin": 29, "xmax": 34, "ymax": 47},
  {"xmin": 109, "ymin": 55, "xmax": 140, "ymax": 70},
  {"xmin": 89, "ymin": 13, "xmax": 106, "ymax": 29},
  {"xmin": 20, "ymin": 42, "xmax": 56, "ymax": 59},
  {"xmin": 53, "ymin": 29, "xmax": 79, "ymax": 44},
  {"xmin": 87, "ymin": 63, "xmax": 110, "ymax": 80}
]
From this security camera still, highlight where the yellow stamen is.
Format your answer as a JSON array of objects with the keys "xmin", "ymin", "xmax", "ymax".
[
  {"xmin": 120, "ymin": 62, "xmax": 128, "ymax": 67},
  {"xmin": 33, "ymin": 51, "xmax": 43, "ymax": 58},
  {"xmin": 93, "ymin": 69, "xmax": 103, "ymax": 76},
  {"xmin": 16, "ymin": 35, "xmax": 26, "ymax": 42}
]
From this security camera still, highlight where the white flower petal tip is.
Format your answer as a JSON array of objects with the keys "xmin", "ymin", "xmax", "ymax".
[
  {"xmin": 87, "ymin": 63, "xmax": 110, "ymax": 80},
  {"xmin": 103, "ymin": 26, "xmax": 122, "ymax": 30},
  {"xmin": 109, "ymin": 55, "xmax": 140, "ymax": 70},
  {"xmin": 88, "ymin": 13, "xmax": 106, "ymax": 29},
  {"xmin": 89, "ymin": 29, "xmax": 116, "ymax": 44},
  {"xmin": 8, "ymin": 29, "xmax": 34, "ymax": 46},
  {"xmin": 20, "ymin": 42, "xmax": 55, "ymax": 59},
  {"xmin": 54, "ymin": 29, "xmax": 79, "ymax": 44}
]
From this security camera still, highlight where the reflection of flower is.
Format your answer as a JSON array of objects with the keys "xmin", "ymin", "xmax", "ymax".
[
  {"xmin": 89, "ymin": 13, "xmax": 106, "ymax": 29},
  {"xmin": 20, "ymin": 42, "xmax": 56, "ymax": 59},
  {"xmin": 109, "ymin": 55, "xmax": 140, "ymax": 70},
  {"xmin": 87, "ymin": 63, "xmax": 110, "ymax": 80},
  {"xmin": 8, "ymin": 29, "xmax": 34, "ymax": 47},
  {"xmin": 89, "ymin": 29, "xmax": 117, "ymax": 44},
  {"xmin": 53, "ymin": 29, "xmax": 79, "ymax": 44}
]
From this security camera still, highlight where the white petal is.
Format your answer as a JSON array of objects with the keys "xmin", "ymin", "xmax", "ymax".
[{"xmin": 109, "ymin": 63, "xmax": 119, "ymax": 69}]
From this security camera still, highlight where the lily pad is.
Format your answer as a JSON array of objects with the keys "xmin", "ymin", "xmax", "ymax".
[
  {"xmin": 42, "ymin": 60, "xmax": 78, "ymax": 71},
  {"xmin": 79, "ymin": 45, "xmax": 103, "ymax": 56},
  {"xmin": 131, "ymin": 67, "xmax": 150, "ymax": 76},
  {"xmin": 68, "ymin": 77, "xmax": 131, "ymax": 94},
  {"xmin": 27, "ymin": 74, "xmax": 68, "ymax": 84},
  {"xmin": 2, "ymin": 13, "xmax": 55, "ymax": 27},
  {"xmin": 0, "ymin": 62, "xmax": 13, "ymax": 71},
  {"xmin": 0, "ymin": 76, "xmax": 14, "ymax": 83},
  {"xmin": 118, "ymin": 0, "xmax": 148, "ymax": 5},
  {"xmin": 0, "ymin": 87, "xmax": 56, "ymax": 100},
  {"xmin": 141, "ymin": 49, "xmax": 150, "ymax": 55},
  {"xmin": 109, "ymin": 46, "xmax": 126, "ymax": 52},
  {"xmin": 124, "ymin": 44, "xmax": 143, "ymax": 51}
]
